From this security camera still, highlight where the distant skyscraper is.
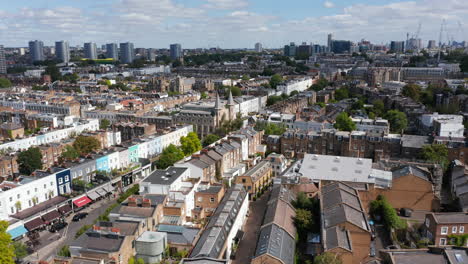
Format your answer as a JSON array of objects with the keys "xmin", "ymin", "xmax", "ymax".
[
  {"xmin": 28, "ymin": 40, "xmax": 45, "ymax": 62},
  {"xmin": 331, "ymin": 40, "xmax": 351, "ymax": 54},
  {"xmin": 255, "ymin": 42, "xmax": 263, "ymax": 52},
  {"xmin": 428, "ymin": 40, "xmax": 437, "ymax": 49},
  {"xmin": 283, "ymin": 42, "xmax": 296, "ymax": 57},
  {"xmin": 120, "ymin": 42, "xmax": 135, "ymax": 63},
  {"xmin": 390, "ymin": 41, "xmax": 405, "ymax": 53},
  {"xmin": 297, "ymin": 42, "xmax": 312, "ymax": 57},
  {"xmin": 147, "ymin": 48, "xmax": 156, "ymax": 61},
  {"xmin": 106, "ymin": 43, "xmax": 118, "ymax": 60},
  {"xmin": 84, "ymin": 42, "xmax": 97, "ymax": 60},
  {"xmin": 170, "ymin": 44, "xmax": 182, "ymax": 60},
  {"xmin": 327, "ymin": 33, "xmax": 333, "ymax": 52},
  {"xmin": 55, "ymin": 41, "xmax": 70, "ymax": 63},
  {"xmin": 0, "ymin": 45, "xmax": 6, "ymax": 74}
]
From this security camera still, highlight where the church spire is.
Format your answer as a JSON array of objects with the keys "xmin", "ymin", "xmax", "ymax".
[
  {"xmin": 228, "ymin": 89, "xmax": 235, "ymax": 106},
  {"xmin": 215, "ymin": 92, "xmax": 223, "ymax": 110}
]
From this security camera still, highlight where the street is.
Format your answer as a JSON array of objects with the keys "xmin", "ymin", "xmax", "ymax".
[
  {"xmin": 22, "ymin": 196, "xmax": 117, "ymax": 263},
  {"xmin": 232, "ymin": 190, "xmax": 270, "ymax": 264}
]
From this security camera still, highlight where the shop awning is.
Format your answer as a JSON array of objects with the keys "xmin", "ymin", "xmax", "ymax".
[
  {"xmin": 42, "ymin": 210, "xmax": 61, "ymax": 223},
  {"xmin": 87, "ymin": 191, "xmax": 101, "ymax": 201},
  {"xmin": 73, "ymin": 196, "xmax": 92, "ymax": 208},
  {"xmin": 58, "ymin": 204, "xmax": 72, "ymax": 215},
  {"xmin": 7, "ymin": 225, "xmax": 28, "ymax": 239},
  {"xmin": 103, "ymin": 184, "xmax": 114, "ymax": 193},
  {"xmin": 96, "ymin": 188, "xmax": 107, "ymax": 197},
  {"xmin": 25, "ymin": 217, "xmax": 46, "ymax": 231}
]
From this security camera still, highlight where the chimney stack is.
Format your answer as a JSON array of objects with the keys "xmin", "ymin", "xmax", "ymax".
[
  {"xmin": 142, "ymin": 198, "xmax": 151, "ymax": 207},
  {"xmin": 128, "ymin": 197, "xmax": 137, "ymax": 207}
]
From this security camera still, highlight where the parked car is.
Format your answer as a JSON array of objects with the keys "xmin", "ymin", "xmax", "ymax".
[
  {"xmin": 399, "ymin": 208, "xmax": 413, "ymax": 217},
  {"xmin": 49, "ymin": 222, "xmax": 68, "ymax": 233},
  {"xmin": 72, "ymin": 212, "xmax": 88, "ymax": 222}
]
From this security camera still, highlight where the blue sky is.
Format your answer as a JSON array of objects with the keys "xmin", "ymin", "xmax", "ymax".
[{"xmin": 0, "ymin": 0, "xmax": 467, "ymax": 48}]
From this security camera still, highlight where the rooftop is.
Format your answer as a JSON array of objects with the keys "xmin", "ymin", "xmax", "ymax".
[{"xmin": 142, "ymin": 166, "xmax": 187, "ymax": 185}]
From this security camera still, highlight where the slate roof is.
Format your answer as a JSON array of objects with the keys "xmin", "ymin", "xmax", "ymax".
[
  {"xmin": 254, "ymin": 224, "xmax": 295, "ymax": 264},
  {"xmin": 71, "ymin": 232, "xmax": 125, "ymax": 253},
  {"xmin": 431, "ymin": 213, "xmax": 468, "ymax": 224},
  {"xmin": 189, "ymin": 184, "xmax": 247, "ymax": 259},
  {"xmin": 401, "ymin": 135, "xmax": 431, "ymax": 148},
  {"xmin": 393, "ymin": 166, "xmax": 430, "ymax": 181},
  {"xmin": 324, "ymin": 226, "xmax": 352, "ymax": 252},
  {"xmin": 157, "ymin": 224, "xmax": 200, "ymax": 245}
]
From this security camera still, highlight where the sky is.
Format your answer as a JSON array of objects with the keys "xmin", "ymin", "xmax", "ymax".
[{"xmin": 0, "ymin": 0, "xmax": 467, "ymax": 49}]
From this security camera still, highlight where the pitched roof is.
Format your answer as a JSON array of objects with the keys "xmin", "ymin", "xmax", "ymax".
[
  {"xmin": 254, "ymin": 224, "xmax": 295, "ymax": 264},
  {"xmin": 431, "ymin": 213, "xmax": 468, "ymax": 224},
  {"xmin": 324, "ymin": 226, "xmax": 352, "ymax": 252}
]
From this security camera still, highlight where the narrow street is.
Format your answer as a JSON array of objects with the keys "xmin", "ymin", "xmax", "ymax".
[
  {"xmin": 22, "ymin": 196, "xmax": 117, "ymax": 263},
  {"xmin": 232, "ymin": 190, "xmax": 270, "ymax": 264}
]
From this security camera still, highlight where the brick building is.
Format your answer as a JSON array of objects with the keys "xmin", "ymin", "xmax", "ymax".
[
  {"xmin": 235, "ymin": 160, "xmax": 272, "ymax": 198},
  {"xmin": 423, "ymin": 213, "xmax": 468, "ymax": 246},
  {"xmin": 113, "ymin": 123, "xmax": 156, "ymax": 142}
]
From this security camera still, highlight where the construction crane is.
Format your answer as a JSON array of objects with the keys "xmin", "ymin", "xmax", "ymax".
[
  {"xmin": 437, "ymin": 19, "xmax": 446, "ymax": 64},
  {"xmin": 414, "ymin": 22, "xmax": 422, "ymax": 39}
]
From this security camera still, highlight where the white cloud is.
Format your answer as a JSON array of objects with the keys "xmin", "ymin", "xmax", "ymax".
[
  {"xmin": 203, "ymin": 0, "xmax": 248, "ymax": 10},
  {"xmin": 324, "ymin": 1, "xmax": 335, "ymax": 8}
]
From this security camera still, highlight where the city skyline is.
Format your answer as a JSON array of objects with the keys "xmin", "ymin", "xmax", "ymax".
[{"xmin": 0, "ymin": 0, "xmax": 467, "ymax": 48}]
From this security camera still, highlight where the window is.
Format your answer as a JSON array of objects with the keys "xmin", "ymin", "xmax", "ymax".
[
  {"xmin": 27, "ymin": 190, "xmax": 30, "ymax": 195},
  {"xmin": 440, "ymin": 238, "xmax": 447, "ymax": 245},
  {"xmin": 460, "ymin": 226, "xmax": 465, "ymax": 233},
  {"xmin": 17, "ymin": 194, "xmax": 20, "ymax": 199},
  {"xmin": 58, "ymin": 178, "xmax": 63, "ymax": 184},
  {"xmin": 452, "ymin": 226, "xmax": 457, "ymax": 233},
  {"xmin": 425, "ymin": 218, "xmax": 430, "ymax": 228},
  {"xmin": 441, "ymin": 226, "xmax": 448, "ymax": 235},
  {"xmin": 35, "ymin": 188, "xmax": 38, "ymax": 192},
  {"xmin": 197, "ymin": 197, "xmax": 202, "ymax": 202},
  {"xmin": 50, "ymin": 182, "xmax": 53, "ymax": 186},
  {"xmin": 65, "ymin": 176, "xmax": 69, "ymax": 181},
  {"xmin": 210, "ymin": 197, "xmax": 215, "ymax": 203},
  {"xmin": 43, "ymin": 184, "xmax": 46, "ymax": 189},
  {"xmin": 242, "ymin": 179, "xmax": 246, "ymax": 183},
  {"xmin": 9, "ymin": 197, "xmax": 12, "ymax": 202}
]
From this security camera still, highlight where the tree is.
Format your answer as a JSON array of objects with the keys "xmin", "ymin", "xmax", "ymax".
[
  {"xmin": 460, "ymin": 55, "xmax": 468, "ymax": 72},
  {"xmin": 62, "ymin": 73, "xmax": 79, "ymax": 83},
  {"xmin": 99, "ymin": 119, "xmax": 111, "ymax": 130},
  {"xmin": 44, "ymin": 64, "xmax": 61, "ymax": 82},
  {"xmin": 60, "ymin": 145, "xmax": 80, "ymax": 161},
  {"xmin": 421, "ymin": 144, "xmax": 449, "ymax": 171},
  {"xmin": 180, "ymin": 132, "xmax": 202, "ymax": 156},
  {"xmin": 334, "ymin": 112, "xmax": 356, "ymax": 132},
  {"xmin": 290, "ymin": 90, "xmax": 299, "ymax": 96},
  {"xmin": 12, "ymin": 241, "xmax": 28, "ymax": 260},
  {"xmin": 372, "ymin": 99, "xmax": 385, "ymax": 117},
  {"xmin": 0, "ymin": 221, "xmax": 15, "ymax": 264},
  {"xmin": 73, "ymin": 135, "xmax": 101, "ymax": 155},
  {"xmin": 266, "ymin": 95, "xmax": 283, "ymax": 106},
  {"xmin": 314, "ymin": 252, "xmax": 342, "ymax": 264},
  {"xmin": 384, "ymin": 110, "xmax": 408, "ymax": 133},
  {"xmin": 225, "ymin": 86, "xmax": 241, "ymax": 97},
  {"xmin": 155, "ymin": 144, "xmax": 185, "ymax": 169},
  {"xmin": 269, "ymin": 74, "xmax": 283, "ymax": 89},
  {"xmin": 402, "ymin": 84, "xmax": 422, "ymax": 101},
  {"xmin": 0, "ymin": 77, "xmax": 12, "ymax": 88},
  {"xmin": 294, "ymin": 209, "xmax": 314, "ymax": 232},
  {"xmin": 200, "ymin": 92, "xmax": 209, "ymax": 99},
  {"xmin": 18, "ymin": 147, "xmax": 43, "ymax": 175},
  {"xmin": 309, "ymin": 78, "xmax": 329, "ymax": 91},
  {"xmin": 334, "ymin": 86, "xmax": 349, "ymax": 100},
  {"xmin": 57, "ymin": 245, "xmax": 71, "ymax": 257},
  {"xmin": 136, "ymin": 258, "xmax": 145, "ymax": 264},
  {"xmin": 202, "ymin": 134, "xmax": 220, "ymax": 147},
  {"xmin": 292, "ymin": 192, "xmax": 313, "ymax": 210},
  {"xmin": 254, "ymin": 122, "xmax": 286, "ymax": 135}
]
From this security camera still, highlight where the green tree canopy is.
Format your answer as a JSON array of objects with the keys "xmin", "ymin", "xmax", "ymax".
[
  {"xmin": 370, "ymin": 195, "xmax": 406, "ymax": 230},
  {"xmin": 460, "ymin": 55, "xmax": 468, "ymax": 72},
  {"xmin": 44, "ymin": 64, "xmax": 61, "ymax": 82},
  {"xmin": 155, "ymin": 144, "xmax": 185, "ymax": 169},
  {"xmin": 60, "ymin": 145, "xmax": 80, "ymax": 161},
  {"xmin": 334, "ymin": 86, "xmax": 349, "ymax": 101},
  {"xmin": 18, "ymin": 147, "xmax": 43, "ymax": 175},
  {"xmin": 372, "ymin": 99, "xmax": 385, "ymax": 117},
  {"xmin": 12, "ymin": 241, "xmax": 28, "ymax": 260},
  {"xmin": 225, "ymin": 86, "xmax": 241, "ymax": 97},
  {"xmin": 0, "ymin": 77, "xmax": 12, "ymax": 88},
  {"xmin": 180, "ymin": 132, "xmax": 202, "ymax": 156},
  {"xmin": 266, "ymin": 95, "xmax": 284, "ymax": 106},
  {"xmin": 269, "ymin": 74, "xmax": 283, "ymax": 89},
  {"xmin": 384, "ymin": 110, "xmax": 408, "ymax": 133},
  {"xmin": 421, "ymin": 144, "xmax": 449, "ymax": 171},
  {"xmin": 334, "ymin": 112, "xmax": 356, "ymax": 132},
  {"xmin": 309, "ymin": 78, "xmax": 329, "ymax": 91},
  {"xmin": 99, "ymin": 119, "xmax": 111, "ymax": 130},
  {"xmin": 0, "ymin": 221, "xmax": 15, "ymax": 264},
  {"xmin": 294, "ymin": 209, "xmax": 314, "ymax": 232},
  {"xmin": 202, "ymin": 134, "xmax": 220, "ymax": 147},
  {"xmin": 73, "ymin": 135, "xmax": 101, "ymax": 155},
  {"xmin": 254, "ymin": 122, "xmax": 286, "ymax": 135},
  {"xmin": 402, "ymin": 84, "xmax": 422, "ymax": 101},
  {"xmin": 314, "ymin": 252, "xmax": 343, "ymax": 264}
]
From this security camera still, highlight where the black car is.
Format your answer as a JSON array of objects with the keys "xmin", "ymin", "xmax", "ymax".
[
  {"xmin": 49, "ymin": 222, "xmax": 68, "ymax": 233},
  {"xmin": 72, "ymin": 212, "xmax": 88, "ymax": 222}
]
